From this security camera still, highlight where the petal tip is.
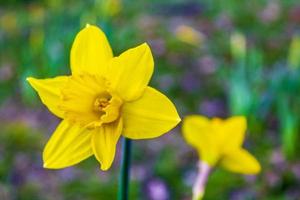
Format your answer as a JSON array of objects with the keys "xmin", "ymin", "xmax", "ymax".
[
  {"xmin": 177, "ymin": 117, "xmax": 182, "ymax": 123},
  {"xmin": 252, "ymin": 162, "xmax": 262, "ymax": 174},
  {"xmin": 100, "ymin": 164, "xmax": 110, "ymax": 171},
  {"xmin": 141, "ymin": 42, "xmax": 149, "ymax": 47},
  {"xmin": 140, "ymin": 42, "xmax": 150, "ymax": 50},
  {"xmin": 242, "ymin": 160, "xmax": 261, "ymax": 175},
  {"xmin": 26, "ymin": 77, "xmax": 38, "ymax": 87},
  {"xmin": 133, "ymin": 42, "xmax": 150, "ymax": 52},
  {"xmin": 86, "ymin": 23, "xmax": 90, "ymax": 28},
  {"xmin": 43, "ymin": 162, "xmax": 50, "ymax": 168},
  {"xmin": 173, "ymin": 114, "xmax": 181, "ymax": 125},
  {"xmin": 43, "ymin": 163, "xmax": 63, "ymax": 170},
  {"xmin": 26, "ymin": 77, "xmax": 34, "ymax": 83}
]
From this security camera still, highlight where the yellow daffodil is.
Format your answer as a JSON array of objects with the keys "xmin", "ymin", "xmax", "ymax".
[
  {"xmin": 182, "ymin": 115, "xmax": 261, "ymax": 174},
  {"xmin": 182, "ymin": 115, "xmax": 260, "ymax": 200},
  {"xmin": 174, "ymin": 25, "xmax": 204, "ymax": 46},
  {"xmin": 27, "ymin": 24, "xmax": 181, "ymax": 171}
]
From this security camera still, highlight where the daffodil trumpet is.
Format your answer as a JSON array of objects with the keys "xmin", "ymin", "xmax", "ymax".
[
  {"xmin": 182, "ymin": 115, "xmax": 261, "ymax": 199},
  {"xmin": 27, "ymin": 24, "xmax": 181, "ymax": 199}
]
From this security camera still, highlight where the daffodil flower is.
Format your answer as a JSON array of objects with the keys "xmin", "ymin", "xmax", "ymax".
[
  {"xmin": 182, "ymin": 115, "xmax": 261, "ymax": 199},
  {"xmin": 27, "ymin": 24, "xmax": 181, "ymax": 171}
]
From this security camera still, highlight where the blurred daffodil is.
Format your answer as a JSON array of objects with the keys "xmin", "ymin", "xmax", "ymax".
[
  {"xmin": 174, "ymin": 25, "xmax": 204, "ymax": 46},
  {"xmin": 230, "ymin": 32, "xmax": 246, "ymax": 60},
  {"xmin": 27, "ymin": 24, "xmax": 181, "ymax": 171},
  {"xmin": 288, "ymin": 35, "xmax": 300, "ymax": 69},
  {"xmin": 99, "ymin": 0, "xmax": 122, "ymax": 17},
  {"xmin": 182, "ymin": 115, "xmax": 261, "ymax": 199}
]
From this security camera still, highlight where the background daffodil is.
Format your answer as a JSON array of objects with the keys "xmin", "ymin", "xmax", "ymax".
[
  {"xmin": 182, "ymin": 115, "xmax": 261, "ymax": 199},
  {"xmin": 27, "ymin": 24, "xmax": 181, "ymax": 171}
]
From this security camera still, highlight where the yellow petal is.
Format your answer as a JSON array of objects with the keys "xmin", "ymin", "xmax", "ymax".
[
  {"xmin": 27, "ymin": 76, "xmax": 68, "ymax": 118},
  {"xmin": 106, "ymin": 43, "xmax": 154, "ymax": 101},
  {"xmin": 221, "ymin": 116, "xmax": 247, "ymax": 152},
  {"xmin": 43, "ymin": 120, "xmax": 93, "ymax": 169},
  {"xmin": 182, "ymin": 115, "xmax": 220, "ymax": 165},
  {"xmin": 182, "ymin": 115, "xmax": 210, "ymax": 148},
  {"xmin": 70, "ymin": 24, "xmax": 113, "ymax": 75},
  {"xmin": 220, "ymin": 148, "xmax": 261, "ymax": 174},
  {"xmin": 92, "ymin": 118, "xmax": 123, "ymax": 170},
  {"xmin": 122, "ymin": 87, "xmax": 180, "ymax": 139}
]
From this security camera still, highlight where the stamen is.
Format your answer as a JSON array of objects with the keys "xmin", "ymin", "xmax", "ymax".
[{"xmin": 94, "ymin": 97, "xmax": 110, "ymax": 112}]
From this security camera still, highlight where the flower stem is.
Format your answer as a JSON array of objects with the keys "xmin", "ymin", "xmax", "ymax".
[
  {"xmin": 118, "ymin": 137, "xmax": 132, "ymax": 200},
  {"xmin": 192, "ymin": 161, "xmax": 211, "ymax": 200}
]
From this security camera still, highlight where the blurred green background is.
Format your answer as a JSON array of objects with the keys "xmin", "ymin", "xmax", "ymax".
[{"xmin": 1, "ymin": 0, "xmax": 300, "ymax": 199}]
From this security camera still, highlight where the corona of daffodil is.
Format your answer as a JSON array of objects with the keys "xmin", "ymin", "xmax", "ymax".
[
  {"xmin": 182, "ymin": 115, "xmax": 261, "ymax": 199},
  {"xmin": 27, "ymin": 24, "xmax": 181, "ymax": 171}
]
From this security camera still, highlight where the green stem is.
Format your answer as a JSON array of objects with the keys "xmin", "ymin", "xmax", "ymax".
[{"xmin": 118, "ymin": 138, "xmax": 132, "ymax": 200}]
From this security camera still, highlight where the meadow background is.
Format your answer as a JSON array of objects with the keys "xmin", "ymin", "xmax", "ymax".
[{"xmin": 1, "ymin": 0, "xmax": 300, "ymax": 199}]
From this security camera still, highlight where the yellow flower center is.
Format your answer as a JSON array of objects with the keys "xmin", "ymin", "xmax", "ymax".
[
  {"xmin": 59, "ymin": 74, "xmax": 122, "ymax": 128},
  {"xmin": 94, "ymin": 97, "xmax": 110, "ymax": 112}
]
